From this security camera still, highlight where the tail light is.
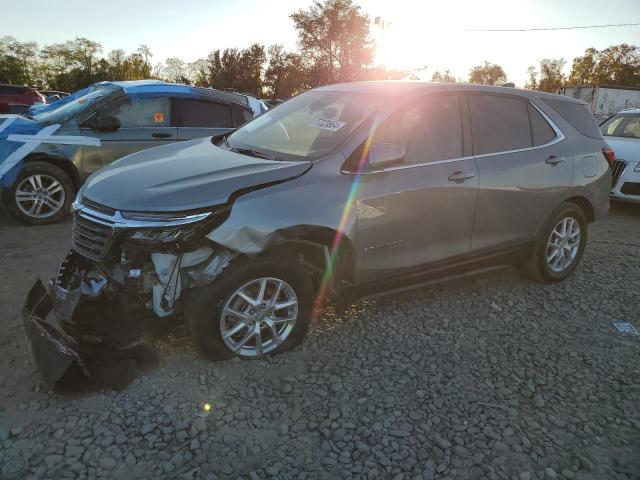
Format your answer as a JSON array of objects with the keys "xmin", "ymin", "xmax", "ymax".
[{"xmin": 602, "ymin": 144, "xmax": 616, "ymax": 167}]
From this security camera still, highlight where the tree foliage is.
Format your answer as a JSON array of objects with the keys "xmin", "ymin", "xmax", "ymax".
[
  {"xmin": 568, "ymin": 44, "xmax": 640, "ymax": 87},
  {"xmin": 538, "ymin": 58, "xmax": 566, "ymax": 92},
  {"xmin": 290, "ymin": 0, "xmax": 373, "ymax": 84},
  {"xmin": 468, "ymin": 62, "xmax": 507, "ymax": 85},
  {"xmin": 263, "ymin": 45, "xmax": 307, "ymax": 99},
  {"xmin": 431, "ymin": 70, "xmax": 456, "ymax": 83},
  {"xmin": 524, "ymin": 66, "xmax": 538, "ymax": 90},
  {"xmin": 0, "ymin": 36, "xmax": 152, "ymax": 92}
]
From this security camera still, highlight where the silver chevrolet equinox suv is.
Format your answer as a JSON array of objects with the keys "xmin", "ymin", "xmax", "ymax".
[{"xmin": 26, "ymin": 82, "xmax": 611, "ymax": 370}]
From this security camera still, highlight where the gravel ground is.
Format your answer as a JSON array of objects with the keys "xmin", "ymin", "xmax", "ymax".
[{"xmin": 0, "ymin": 203, "xmax": 639, "ymax": 480}]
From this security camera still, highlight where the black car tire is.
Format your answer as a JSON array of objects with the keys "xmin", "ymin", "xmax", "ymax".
[
  {"xmin": 3, "ymin": 161, "xmax": 75, "ymax": 226},
  {"xmin": 525, "ymin": 202, "xmax": 588, "ymax": 283},
  {"xmin": 186, "ymin": 258, "xmax": 314, "ymax": 360}
]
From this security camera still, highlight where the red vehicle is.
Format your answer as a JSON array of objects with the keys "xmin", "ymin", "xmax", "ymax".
[{"xmin": 0, "ymin": 84, "xmax": 46, "ymax": 107}]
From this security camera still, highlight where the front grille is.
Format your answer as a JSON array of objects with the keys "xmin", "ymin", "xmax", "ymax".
[
  {"xmin": 610, "ymin": 160, "xmax": 627, "ymax": 187},
  {"xmin": 621, "ymin": 182, "xmax": 640, "ymax": 196},
  {"xmin": 71, "ymin": 213, "xmax": 118, "ymax": 260},
  {"xmin": 81, "ymin": 197, "xmax": 116, "ymax": 216}
]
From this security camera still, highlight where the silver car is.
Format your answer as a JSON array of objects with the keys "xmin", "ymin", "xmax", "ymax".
[{"xmin": 24, "ymin": 82, "xmax": 611, "ymax": 387}]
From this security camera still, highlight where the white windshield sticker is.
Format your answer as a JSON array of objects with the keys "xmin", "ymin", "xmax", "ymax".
[{"xmin": 308, "ymin": 118, "xmax": 346, "ymax": 132}]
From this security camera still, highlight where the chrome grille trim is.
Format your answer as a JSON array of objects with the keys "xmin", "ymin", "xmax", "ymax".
[
  {"xmin": 610, "ymin": 160, "xmax": 627, "ymax": 187},
  {"xmin": 70, "ymin": 200, "xmax": 213, "ymax": 260}
]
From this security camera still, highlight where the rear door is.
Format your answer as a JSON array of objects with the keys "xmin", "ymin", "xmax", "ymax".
[
  {"xmin": 82, "ymin": 96, "xmax": 176, "ymax": 174},
  {"xmin": 351, "ymin": 93, "xmax": 479, "ymax": 282},
  {"xmin": 468, "ymin": 93, "xmax": 574, "ymax": 252},
  {"xmin": 173, "ymin": 98, "xmax": 237, "ymax": 141}
]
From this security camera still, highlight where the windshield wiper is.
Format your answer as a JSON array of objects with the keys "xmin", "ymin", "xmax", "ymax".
[{"xmin": 230, "ymin": 147, "xmax": 282, "ymax": 161}]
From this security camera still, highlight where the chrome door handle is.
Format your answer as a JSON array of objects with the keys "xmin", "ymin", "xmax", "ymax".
[
  {"xmin": 546, "ymin": 155, "xmax": 564, "ymax": 165},
  {"xmin": 448, "ymin": 171, "xmax": 475, "ymax": 182}
]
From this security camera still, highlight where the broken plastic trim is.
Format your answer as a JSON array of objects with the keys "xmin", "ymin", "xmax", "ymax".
[
  {"xmin": 23, "ymin": 279, "xmax": 89, "ymax": 390},
  {"xmin": 23, "ymin": 252, "xmax": 157, "ymax": 392}
]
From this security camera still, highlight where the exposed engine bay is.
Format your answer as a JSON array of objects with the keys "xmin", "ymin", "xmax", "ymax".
[{"xmin": 23, "ymin": 235, "xmax": 238, "ymax": 391}]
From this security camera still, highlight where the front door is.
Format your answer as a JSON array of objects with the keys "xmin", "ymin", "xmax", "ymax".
[
  {"xmin": 351, "ymin": 94, "xmax": 479, "ymax": 283},
  {"xmin": 80, "ymin": 96, "xmax": 177, "ymax": 175}
]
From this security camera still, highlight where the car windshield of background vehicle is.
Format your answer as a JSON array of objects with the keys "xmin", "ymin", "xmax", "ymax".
[
  {"xmin": 225, "ymin": 91, "xmax": 383, "ymax": 161},
  {"xmin": 32, "ymin": 87, "xmax": 116, "ymax": 125},
  {"xmin": 601, "ymin": 114, "xmax": 640, "ymax": 139}
]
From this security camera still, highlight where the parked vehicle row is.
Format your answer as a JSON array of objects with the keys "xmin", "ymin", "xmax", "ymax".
[
  {"xmin": 0, "ymin": 80, "xmax": 264, "ymax": 225},
  {"xmin": 22, "ymin": 81, "xmax": 612, "ymax": 388}
]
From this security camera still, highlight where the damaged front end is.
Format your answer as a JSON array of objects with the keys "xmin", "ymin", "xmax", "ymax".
[{"xmin": 23, "ymin": 200, "xmax": 237, "ymax": 390}]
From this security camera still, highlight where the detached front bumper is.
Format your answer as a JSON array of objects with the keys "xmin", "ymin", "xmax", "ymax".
[{"xmin": 22, "ymin": 252, "xmax": 156, "ymax": 391}]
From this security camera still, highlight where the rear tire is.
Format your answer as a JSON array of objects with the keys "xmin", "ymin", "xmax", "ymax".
[
  {"xmin": 524, "ymin": 202, "xmax": 588, "ymax": 283},
  {"xmin": 3, "ymin": 161, "xmax": 75, "ymax": 226},
  {"xmin": 186, "ymin": 258, "xmax": 313, "ymax": 360}
]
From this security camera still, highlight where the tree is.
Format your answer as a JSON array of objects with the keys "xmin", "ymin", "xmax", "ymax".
[
  {"xmin": 431, "ymin": 70, "xmax": 456, "ymax": 83},
  {"xmin": 290, "ymin": 0, "xmax": 373, "ymax": 85},
  {"xmin": 264, "ymin": 44, "xmax": 307, "ymax": 98},
  {"xmin": 0, "ymin": 36, "xmax": 39, "ymax": 85},
  {"xmin": 195, "ymin": 44, "xmax": 267, "ymax": 95},
  {"xmin": 162, "ymin": 57, "xmax": 187, "ymax": 83},
  {"xmin": 39, "ymin": 37, "xmax": 102, "ymax": 91},
  {"xmin": 468, "ymin": 62, "xmax": 507, "ymax": 85},
  {"xmin": 524, "ymin": 66, "xmax": 538, "ymax": 90},
  {"xmin": 538, "ymin": 58, "xmax": 565, "ymax": 92},
  {"xmin": 137, "ymin": 44, "xmax": 153, "ymax": 73},
  {"xmin": 569, "ymin": 44, "xmax": 640, "ymax": 87}
]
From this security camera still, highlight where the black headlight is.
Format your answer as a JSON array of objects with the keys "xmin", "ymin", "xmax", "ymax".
[{"xmin": 121, "ymin": 207, "xmax": 230, "ymax": 247}]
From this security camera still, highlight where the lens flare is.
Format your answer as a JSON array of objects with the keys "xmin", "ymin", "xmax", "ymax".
[{"xmin": 314, "ymin": 115, "xmax": 383, "ymax": 312}]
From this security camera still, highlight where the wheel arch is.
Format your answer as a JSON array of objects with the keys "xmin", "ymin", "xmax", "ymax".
[
  {"xmin": 257, "ymin": 225, "xmax": 356, "ymax": 294},
  {"xmin": 564, "ymin": 195, "xmax": 595, "ymax": 223},
  {"xmin": 23, "ymin": 154, "xmax": 81, "ymax": 191}
]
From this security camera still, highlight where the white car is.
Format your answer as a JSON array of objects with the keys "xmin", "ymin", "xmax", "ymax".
[{"xmin": 601, "ymin": 109, "xmax": 640, "ymax": 203}]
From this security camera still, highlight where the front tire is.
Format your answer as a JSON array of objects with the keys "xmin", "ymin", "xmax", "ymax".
[
  {"xmin": 186, "ymin": 258, "xmax": 313, "ymax": 360},
  {"xmin": 2, "ymin": 161, "xmax": 74, "ymax": 225},
  {"xmin": 525, "ymin": 202, "xmax": 588, "ymax": 283}
]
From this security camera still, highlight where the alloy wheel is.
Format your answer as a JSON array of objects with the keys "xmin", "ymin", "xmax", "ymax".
[
  {"xmin": 220, "ymin": 277, "xmax": 298, "ymax": 357},
  {"xmin": 546, "ymin": 217, "xmax": 581, "ymax": 272},
  {"xmin": 15, "ymin": 174, "xmax": 66, "ymax": 219}
]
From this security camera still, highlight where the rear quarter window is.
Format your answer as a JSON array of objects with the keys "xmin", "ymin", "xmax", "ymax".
[
  {"xmin": 527, "ymin": 103, "xmax": 557, "ymax": 146},
  {"xmin": 174, "ymin": 99, "xmax": 233, "ymax": 128},
  {"xmin": 543, "ymin": 99, "xmax": 602, "ymax": 139}
]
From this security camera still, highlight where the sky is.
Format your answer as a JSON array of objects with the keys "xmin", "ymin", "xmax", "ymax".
[{"xmin": 3, "ymin": 0, "xmax": 639, "ymax": 86}]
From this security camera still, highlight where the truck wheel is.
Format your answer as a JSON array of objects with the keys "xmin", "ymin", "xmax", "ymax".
[
  {"xmin": 3, "ymin": 161, "xmax": 75, "ymax": 225},
  {"xmin": 525, "ymin": 202, "xmax": 588, "ymax": 283},
  {"xmin": 186, "ymin": 258, "xmax": 313, "ymax": 360}
]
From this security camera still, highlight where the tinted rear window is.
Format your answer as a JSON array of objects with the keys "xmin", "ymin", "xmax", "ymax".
[
  {"xmin": 543, "ymin": 99, "xmax": 602, "ymax": 139},
  {"xmin": 469, "ymin": 94, "xmax": 532, "ymax": 155},
  {"xmin": 174, "ymin": 99, "xmax": 233, "ymax": 128},
  {"xmin": 528, "ymin": 103, "xmax": 557, "ymax": 146}
]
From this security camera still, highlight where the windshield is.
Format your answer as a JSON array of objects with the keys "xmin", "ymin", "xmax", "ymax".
[
  {"xmin": 600, "ymin": 113, "xmax": 640, "ymax": 139},
  {"xmin": 31, "ymin": 87, "xmax": 116, "ymax": 124},
  {"xmin": 226, "ymin": 91, "xmax": 383, "ymax": 160}
]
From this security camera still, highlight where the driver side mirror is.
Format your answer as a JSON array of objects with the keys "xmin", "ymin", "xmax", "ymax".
[
  {"xmin": 93, "ymin": 115, "xmax": 121, "ymax": 132},
  {"xmin": 366, "ymin": 142, "xmax": 406, "ymax": 170}
]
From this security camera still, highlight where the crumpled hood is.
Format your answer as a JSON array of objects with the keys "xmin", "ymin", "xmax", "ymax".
[{"xmin": 82, "ymin": 137, "xmax": 312, "ymax": 212}]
